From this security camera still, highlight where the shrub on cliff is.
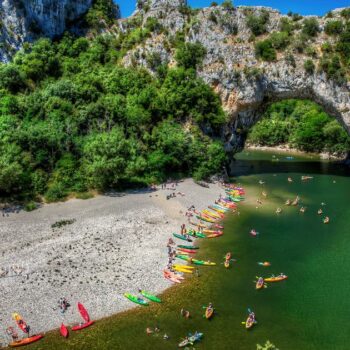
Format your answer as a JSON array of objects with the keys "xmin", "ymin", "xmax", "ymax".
[
  {"xmin": 302, "ymin": 18, "xmax": 319, "ymax": 37},
  {"xmin": 255, "ymin": 39, "xmax": 276, "ymax": 61},
  {"xmin": 304, "ymin": 59, "xmax": 315, "ymax": 74},
  {"xmin": 246, "ymin": 10, "xmax": 269, "ymax": 36},
  {"xmin": 325, "ymin": 20, "xmax": 344, "ymax": 36},
  {"xmin": 175, "ymin": 42, "xmax": 207, "ymax": 69}
]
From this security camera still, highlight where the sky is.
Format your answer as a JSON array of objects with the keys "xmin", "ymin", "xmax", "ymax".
[{"xmin": 116, "ymin": 0, "xmax": 350, "ymax": 18}]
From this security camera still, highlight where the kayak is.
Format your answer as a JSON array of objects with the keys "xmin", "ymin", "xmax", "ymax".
[
  {"xmin": 203, "ymin": 229, "xmax": 223, "ymax": 234},
  {"xmin": 140, "ymin": 290, "xmax": 161, "ymax": 303},
  {"xmin": 173, "ymin": 233, "xmax": 192, "ymax": 242},
  {"xmin": 173, "ymin": 266, "xmax": 193, "ymax": 273},
  {"xmin": 60, "ymin": 323, "xmax": 69, "ymax": 338},
  {"xmin": 9, "ymin": 335, "xmax": 44, "ymax": 348},
  {"xmin": 192, "ymin": 259, "xmax": 216, "ymax": 266},
  {"xmin": 177, "ymin": 248, "xmax": 197, "ymax": 254},
  {"xmin": 178, "ymin": 332, "xmax": 203, "ymax": 348},
  {"xmin": 124, "ymin": 293, "xmax": 149, "ymax": 306},
  {"xmin": 214, "ymin": 224, "xmax": 224, "ymax": 229},
  {"xmin": 189, "ymin": 221, "xmax": 208, "ymax": 229},
  {"xmin": 224, "ymin": 260, "xmax": 230, "ymax": 268},
  {"xmin": 173, "ymin": 264, "xmax": 194, "ymax": 270},
  {"xmin": 256, "ymin": 277, "xmax": 264, "ymax": 290},
  {"xmin": 205, "ymin": 307, "xmax": 214, "ymax": 319},
  {"xmin": 245, "ymin": 314, "xmax": 256, "ymax": 329},
  {"xmin": 178, "ymin": 245, "xmax": 199, "ymax": 250},
  {"xmin": 196, "ymin": 215, "xmax": 215, "ymax": 223},
  {"xmin": 187, "ymin": 231, "xmax": 206, "ymax": 238},
  {"xmin": 163, "ymin": 270, "xmax": 183, "ymax": 283},
  {"xmin": 264, "ymin": 275, "xmax": 288, "ymax": 282},
  {"xmin": 12, "ymin": 313, "xmax": 29, "ymax": 334},
  {"xmin": 258, "ymin": 261, "xmax": 271, "ymax": 267},
  {"xmin": 207, "ymin": 232, "xmax": 223, "ymax": 238},
  {"xmin": 72, "ymin": 321, "xmax": 95, "ymax": 331},
  {"xmin": 78, "ymin": 302, "xmax": 90, "ymax": 322},
  {"xmin": 176, "ymin": 254, "xmax": 190, "ymax": 261}
]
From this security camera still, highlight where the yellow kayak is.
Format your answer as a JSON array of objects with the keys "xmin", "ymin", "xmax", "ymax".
[
  {"xmin": 173, "ymin": 264, "xmax": 194, "ymax": 270},
  {"xmin": 173, "ymin": 266, "xmax": 193, "ymax": 273}
]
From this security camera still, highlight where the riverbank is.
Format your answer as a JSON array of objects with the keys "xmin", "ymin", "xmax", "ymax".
[
  {"xmin": 245, "ymin": 144, "xmax": 346, "ymax": 161},
  {"xmin": 0, "ymin": 179, "xmax": 225, "ymax": 346}
]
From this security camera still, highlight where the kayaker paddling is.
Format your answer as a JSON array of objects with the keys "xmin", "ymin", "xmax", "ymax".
[
  {"xmin": 323, "ymin": 216, "xmax": 330, "ymax": 224},
  {"xmin": 317, "ymin": 209, "xmax": 323, "ymax": 215}
]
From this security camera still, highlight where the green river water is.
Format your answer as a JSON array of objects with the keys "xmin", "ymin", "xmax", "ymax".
[{"xmin": 24, "ymin": 150, "xmax": 350, "ymax": 350}]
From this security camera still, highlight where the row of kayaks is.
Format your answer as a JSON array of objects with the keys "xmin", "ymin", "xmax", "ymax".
[
  {"xmin": 124, "ymin": 289, "xmax": 162, "ymax": 306},
  {"xmin": 8, "ymin": 303, "xmax": 93, "ymax": 347}
]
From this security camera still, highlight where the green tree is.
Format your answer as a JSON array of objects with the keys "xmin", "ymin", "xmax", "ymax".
[
  {"xmin": 255, "ymin": 40, "xmax": 276, "ymax": 61},
  {"xmin": 175, "ymin": 42, "xmax": 207, "ymax": 69}
]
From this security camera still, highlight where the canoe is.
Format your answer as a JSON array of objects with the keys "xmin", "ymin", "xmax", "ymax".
[
  {"xmin": 178, "ymin": 245, "xmax": 199, "ymax": 250},
  {"xmin": 124, "ymin": 293, "xmax": 149, "ymax": 306},
  {"xmin": 205, "ymin": 307, "xmax": 214, "ymax": 319},
  {"xmin": 9, "ymin": 335, "xmax": 43, "ymax": 348},
  {"xmin": 245, "ymin": 314, "xmax": 256, "ymax": 329},
  {"xmin": 12, "ymin": 313, "xmax": 29, "ymax": 334},
  {"xmin": 264, "ymin": 275, "xmax": 288, "ymax": 282},
  {"xmin": 256, "ymin": 277, "xmax": 264, "ymax": 290},
  {"xmin": 72, "ymin": 321, "xmax": 95, "ymax": 331},
  {"xmin": 60, "ymin": 323, "xmax": 69, "ymax": 338},
  {"xmin": 140, "ymin": 290, "xmax": 161, "ymax": 303},
  {"xmin": 173, "ymin": 233, "xmax": 192, "ymax": 242},
  {"xmin": 78, "ymin": 302, "xmax": 90, "ymax": 322}
]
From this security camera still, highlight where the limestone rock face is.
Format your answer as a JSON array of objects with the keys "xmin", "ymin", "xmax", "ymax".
[
  {"xmin": 0, "ymin": 0, "xmax": 93, "ymax": 61},
  {"xmin": 122, "ymin": 2, "xmax": 350, "ymax": 158}
]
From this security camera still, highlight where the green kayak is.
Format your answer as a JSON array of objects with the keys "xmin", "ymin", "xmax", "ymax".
[
  {"xmin": 124, "ymin": 293, "xmax": 149, "ymax": 306},
  {"xmin": 176, "ymin": 254, "xmax": 190, "ymax": 261},
  {"xmin": 173, "ymin": 233, "xmax": 192, "ymax": 242},
  {"xmin": 188, "ymin": 230, "xmax": 206, "ymax": 238},
  {"xmin": 140, "ymin": 290, "xmax": 161, "ymax": 303},
  {"xmin": 178, "ymin": 245, "xmax": 199, "ymax": 250}
]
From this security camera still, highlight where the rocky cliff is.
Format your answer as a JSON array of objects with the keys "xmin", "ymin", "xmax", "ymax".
[
  {"xmin": 0, "ymin": 0, "xmax": 118, "ymax": 62},
  {"xmin": 122, "ymin": 0, "xmax": 350, "ymax": 159},
  {"xmin": 1, "ymin": 0, "xmax": 349, "ymax": 162}
]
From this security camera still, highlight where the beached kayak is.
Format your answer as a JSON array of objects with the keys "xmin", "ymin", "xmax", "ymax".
[
  {"xmin": 140, "ymin": 290, "xmax": 161, "ymax": 303},
  {"xmin": 72, "ymin": 321, "xmax": 95, "ymax": 331},
  {"xmin": 196, "ymin": 215, "xmax": 215, "ymax": 223},
  {"xmin": 12, "ymin": 313, "xmax": 29, "ymax": 334},
  {"xmin": 124, "ymin": 293, "xmax": 149, "ymax": 306},
  {"xmin": 187, "ymin": 231, "xmax": 206, "ymax": 238},
  {"xmin": 203, "ymin": 229, "xmax": 223, "ymax": 234},
  {"xmin": 173, "ymin": 264, "xmax": 194, "ymax": 270},
  {"xmin": 174, "ymin": 266, "xmax": 193, "ymax": 273},
  {"xmin": 256, "ymin": 277, "xmax": 264, "ymax": 290},
  {"xmin": 177, "ymin": 248, "xmax": 197, "ymax": 254},
  {"xmin": 264, "ymin": 274, "xmax": 288, "ymax": 282},
  {"xmin": 207, "ymin": 232, "xmax": 223, "ymax": 238},
  {"xmin": 176, "ymin": 254, "xmax": 190, "ymax": 261},
  {"xmin": 9, "ymin": 335, "xmax": 44, "ymax": 347},
  {"xmin": 60, "ymin": 323, "xmax": 69, "ymax": 338},
  {"xmin": 178, "ymin": 245, "xmax": 199, "ymax": 250},
  {"xmin": 78, "ymin": 302, "xmax": 90, "ymax": 322},
  {"xmin": 192, "ymin": 259, "xmax": 216, "ymax": 266},
  {"xmin": 173, "ymin": 233, "xmax": 192, "ymax": 242}
]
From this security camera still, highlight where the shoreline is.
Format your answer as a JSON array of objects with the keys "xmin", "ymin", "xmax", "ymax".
[
  {"xmin": 245, "ymin": 144, "xmax": 346, "ymax": 161},
  {"xmin": 0, "ymin": 179, "xmax": 225, "ymax": 346}
]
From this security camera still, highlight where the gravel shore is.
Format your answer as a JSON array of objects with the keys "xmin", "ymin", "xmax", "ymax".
[{"xmin": 0, "ymin": 179, "xmax": 224, "ymax": 344}]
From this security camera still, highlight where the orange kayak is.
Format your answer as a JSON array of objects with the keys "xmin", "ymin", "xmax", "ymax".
[
  {"xmin": 9, "ymin": 335, "xmax": 43, "ymax": 347},
  {"xmin": 205, "ymin": 307, "xmax": 214, "ymax": 319},
  {"xmin": 264, "ymin": 275, "xmax": 288, "ymax": 282},
  {"xmin": 256, "ymin": 277, "xmax": 264, "ymax": 289}
]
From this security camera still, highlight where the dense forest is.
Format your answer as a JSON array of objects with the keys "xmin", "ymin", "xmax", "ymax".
[
  {"xmin": 0, "ymin": 35, "xmax": 227, "ymax": 202},
  {"xmin": 247, "ymin": 99, "xmax": 350, "ymax": 155}
]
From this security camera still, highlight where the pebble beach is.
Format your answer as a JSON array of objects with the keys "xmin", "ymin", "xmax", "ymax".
[{"xmin": 0, "ymin": 179, "xmax": 223, "ymax": 345}]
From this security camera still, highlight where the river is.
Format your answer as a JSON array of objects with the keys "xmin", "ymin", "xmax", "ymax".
[{"xmin": 24, "ymin": 149, "xmax": 350, "ymax": 350}]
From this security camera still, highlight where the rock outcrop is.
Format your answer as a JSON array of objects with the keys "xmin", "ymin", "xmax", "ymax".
[
  {"xmin": 122, "ymin": 1, "xmax": 350, "ymax": 159},
  {"xmin": 0, "ymin": 0, "xmax": 94, "ymax": 62}
]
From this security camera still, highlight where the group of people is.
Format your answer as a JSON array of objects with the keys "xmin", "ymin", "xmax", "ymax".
[{"xmin": 57, "ymin": 298, "xmax": 70, "ymax": 314}]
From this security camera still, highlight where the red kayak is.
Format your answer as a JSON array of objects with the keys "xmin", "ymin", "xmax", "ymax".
[
  {"xmin": 72, "ymin": 320, "xmax": 95, "ymax": 331},
  {"xmin": 60, "ymin": 323, "xmax": 69, "ymax": 338},
  {"xmin": 9, "ymin": 334, "xmax": 43, "ymax": 348},
  {"xmin": 78, "ymin": 302, "xmax": 90, "ymax": 322},
  {"xmin": 177, "ymin": 248, "xmax": 197, "ymax": 254}
]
